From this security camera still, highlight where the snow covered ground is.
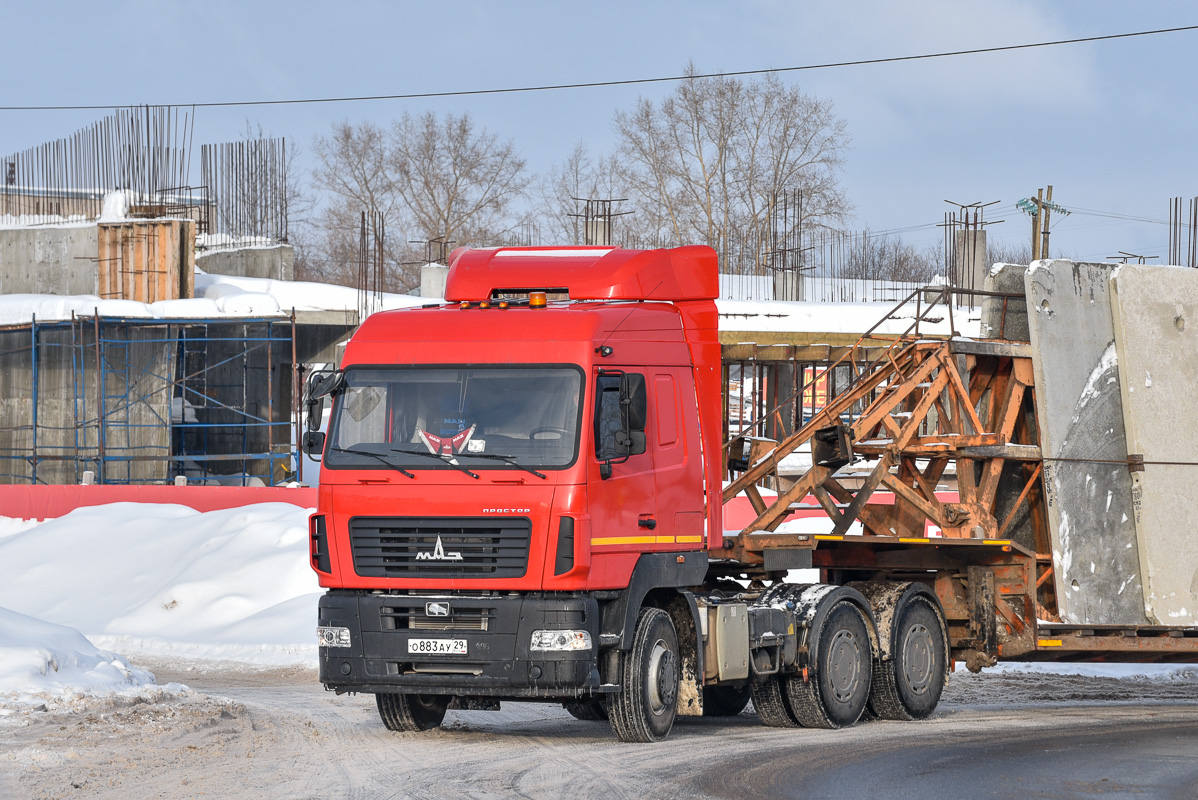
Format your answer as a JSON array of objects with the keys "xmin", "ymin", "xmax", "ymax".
[
  {"xmin": 0, "ymin": 502, "xmax": 317, "ymax": 711},
  {"xmin": 0, "ymin": 607, "xmax": 187, "ymax": 715},
  {"xmin": 1, "ymin": 498, "xmax": 1194, "ymax": 715}
]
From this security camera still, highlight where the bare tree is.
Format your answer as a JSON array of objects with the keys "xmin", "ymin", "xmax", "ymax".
[
  {"xmin": 613, "ymin": 66, "xmax": 850, "ymax": 256},
  {"xmin": 987, "ymin": 237, "xmax": 1033, "ymax": 267},
  {"xmin": 843, "ymin": 233, "xmax": 939, "ymax": 282},
  {"xmin": 388, "ymin": 112, "xmax": 529, "ymax": 247},
  {"xmin": 307, "ymin": 114, "xmax": 529, "ymax": 291},
  {"xmin": 308, "ymin": 121, "xmax": 415, "ymax": 288}
]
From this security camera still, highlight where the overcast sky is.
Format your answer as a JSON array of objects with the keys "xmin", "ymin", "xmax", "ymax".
[{"xmin": 2, "ymin": 1, "xmax": 1195, "ymax": 262}]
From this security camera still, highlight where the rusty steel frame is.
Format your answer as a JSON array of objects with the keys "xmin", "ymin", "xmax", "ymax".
[{"xmin": 720, "ymin": 289, "xmax": 1198, "ymax": 664}]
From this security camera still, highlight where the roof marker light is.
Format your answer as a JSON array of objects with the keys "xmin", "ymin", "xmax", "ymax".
[
  {"xmin": 480, "ymin": 301, "xmax": 491, "ymax": 309},
  {"xmin": 529, "ymin": 291, "xmax": 548, "ymax": 309},
  {"xmin": 460, "ymin": 301, "xmax": 471, "ymax": 310},
  {"xmin": 498, "ymin": 300, "xmax": 510, "ymax": 309}
]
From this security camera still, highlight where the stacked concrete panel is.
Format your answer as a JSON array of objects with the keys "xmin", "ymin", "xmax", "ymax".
[
  {"xmin": 1110, "ymin": 265, "xmax": 1198, "ymax": 625},
  {"xmin": 980, "ymin": 263, "xmax": 1029, "ymax": 341},
  {"xmin": 1025, "ymin": 260, "xmax": 1149, "ymax": 625}
]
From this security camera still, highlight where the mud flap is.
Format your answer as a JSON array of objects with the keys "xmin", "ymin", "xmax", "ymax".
[{"xmin": 966, "ymin": 565, "xmax": 998, "ymax": 671}]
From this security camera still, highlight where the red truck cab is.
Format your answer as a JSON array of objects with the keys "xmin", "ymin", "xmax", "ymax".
[{"xmin": 309, "ymin": 246, "xmax": 724, "ymax": 740}]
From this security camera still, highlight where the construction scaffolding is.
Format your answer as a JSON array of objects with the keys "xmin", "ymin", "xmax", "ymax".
[{"xmin": 0, "ymin": 315, "xmax": 297, "ymax": 485}]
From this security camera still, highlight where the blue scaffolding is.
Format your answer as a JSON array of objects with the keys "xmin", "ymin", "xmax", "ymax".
[{"xmin": 0, "ymin": 314, "xmax": 297, "ymax": 485}]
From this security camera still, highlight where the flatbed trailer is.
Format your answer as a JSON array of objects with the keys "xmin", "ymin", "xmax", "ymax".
[{"xmin": 307, "ymin": 246, "xmax": 1198, "ymax": 743}]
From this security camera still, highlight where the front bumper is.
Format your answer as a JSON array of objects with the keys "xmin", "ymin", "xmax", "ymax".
[{"xmin": 318, "ymin": 591, "xmax": 602, "ymax": 698}]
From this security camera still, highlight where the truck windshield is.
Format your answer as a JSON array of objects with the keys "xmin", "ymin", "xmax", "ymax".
[{"xmin": 325, "ymin": 366, "xmax": 583, "ymax": 471}]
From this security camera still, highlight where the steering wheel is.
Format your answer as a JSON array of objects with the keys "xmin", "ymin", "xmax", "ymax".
[{"xmin": 530, "ymin": 426, "xmax": 570, "ymax": 440}]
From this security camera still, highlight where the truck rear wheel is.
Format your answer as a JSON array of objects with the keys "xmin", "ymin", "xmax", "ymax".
[
  {"xmin": 563, "ymin": 698, "xmax": 608, "ymax": 721},
  {"xmin": 869, "ymin": 598, "xmax": 946, "ymax": 720},
  {"xmin": 785, "ymin": 601, "xmax": 872, "ymax": 728},
  {"xmin": 608, "ymin": 607, "xmax": 679, "ymax": 743},
  {"xmin": 750, "ymin": 676, "xmax": 800, "ymax": 727},
  {"xmin": 375, "ymin": 692, "xmax": 449, "ymax": 732}
]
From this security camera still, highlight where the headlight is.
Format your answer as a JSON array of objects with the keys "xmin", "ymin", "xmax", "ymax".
[
  {"xmin": 530, "ymin": 629, "xmax": 592, "ymax": 651},
  {"xmin": 317, "ymin": 626, "xmax": 352, "ymax": 648}
]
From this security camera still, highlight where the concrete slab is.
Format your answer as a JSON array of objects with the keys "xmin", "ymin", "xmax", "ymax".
[
  {"xmin": 1110, "ymin": 265, "xmax": 1198, "ymax": 625},
  {"xmin": 980, "ymin": 263, "xmax": 1028, "ymax": 341},
  {"xmin": 197, "ymin": 244, "xmax": 293, "ymax": 281},
  {"xmin": 1025, "ymin": 259, "xmax": 1148, "ymax": 625}
]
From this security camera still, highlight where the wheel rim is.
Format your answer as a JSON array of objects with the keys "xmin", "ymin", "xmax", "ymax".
[
  {"xmin": 826, "ymin": 628, "xmax": 864, "ymax": 703},
  {"xmin": 647, "ymin": 637, "xmax": 678, "ymax": 715},
  {"xmin": 901, "ymin": 622, "xmax": 935, "ymax": 696}
]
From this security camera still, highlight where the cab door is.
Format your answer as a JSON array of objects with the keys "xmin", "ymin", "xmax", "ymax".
[{"xmin": 586, "ymin": 370, "xmax": 659, "ymax": 567}]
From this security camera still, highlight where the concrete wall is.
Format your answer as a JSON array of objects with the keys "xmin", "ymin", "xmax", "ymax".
[
  {"xmin": 197, "ymin": 244, "xmax": 294, "ymax": 281},
  {"xmin": 0, "ymin": 226, "xmax": 99, "ymax": 295}
]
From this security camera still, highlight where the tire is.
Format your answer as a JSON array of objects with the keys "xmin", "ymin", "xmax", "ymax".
[
  {"xmin": 868, "ymin": 599, "xmax": 946, "ymax": 720},
  {"xmin": 375, "ymin": 692, "xmax": 449, "ymax": 732},
  {"xmin": 608, "ymin": 607, "xmax": 680, "ymax": 743},
  {"xmin": 702, "ymin": 683, "xmax": 752, "ymax": 717},
  {"xmin": 563, "ymin": 698, "xmax": 609, "ymax": 721},
  {"xmin": 750, "ymin": 675, "xmax": 800, "ymax": 727},
  {"xmin": 785, "ymin": 602, "xmax": 872, "ymax": 729}
]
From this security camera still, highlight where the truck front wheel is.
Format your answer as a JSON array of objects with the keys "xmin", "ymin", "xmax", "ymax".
[
  {"xmin": 375, "ymin": 692, "xmax": 449, "ymax": 732},
  {"xmin": 609, "ymin": 607, "xmax": 679, "ymax": 742}
]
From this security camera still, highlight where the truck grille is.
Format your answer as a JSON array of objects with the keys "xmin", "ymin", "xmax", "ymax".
[{"xmin": 348, "ymin": 516, "xmax": 532, "ymax": 579}]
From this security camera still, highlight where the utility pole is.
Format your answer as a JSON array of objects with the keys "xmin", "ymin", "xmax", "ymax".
[{"xmin": 1017, "ymin": 186, "xmax": 1069, "ymax": 262}]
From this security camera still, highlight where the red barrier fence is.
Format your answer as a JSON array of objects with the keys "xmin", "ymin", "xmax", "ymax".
[{"xmin": 2, "ymin": 484, "xmax": 956, "ymax": 533}]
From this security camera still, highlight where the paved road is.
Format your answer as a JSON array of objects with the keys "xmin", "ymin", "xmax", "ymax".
[{"xmin": 3, "ymin": 663, "xmax": 1196, "ymax": 799}]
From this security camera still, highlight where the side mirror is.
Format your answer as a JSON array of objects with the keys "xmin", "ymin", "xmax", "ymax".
[
  {"xmin": 304, "ymin": 369, "xmax": 344, "ymax": 433},
  {"xmin": 306, "ymin": 397, "xmax": 324, "ymax": 432},
  {"xmin": 302, "ymin": 431, "xmax": 326, "ymax": 457}
]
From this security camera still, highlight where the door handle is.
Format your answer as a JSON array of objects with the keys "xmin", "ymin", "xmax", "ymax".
[{"xmin": 638, "ymin": 518, "xmax": 657, "ymax": 530}]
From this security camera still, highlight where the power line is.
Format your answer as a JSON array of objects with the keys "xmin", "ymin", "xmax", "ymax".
[{"xmin": 1, "ymin": 24, "xmax": 1196, "ymax": 112}]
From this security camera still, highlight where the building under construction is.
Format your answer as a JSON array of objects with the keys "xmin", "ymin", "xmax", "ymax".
[{"xmin": 0, "ymin": 107, "xmax": 356, "ymax": 486}]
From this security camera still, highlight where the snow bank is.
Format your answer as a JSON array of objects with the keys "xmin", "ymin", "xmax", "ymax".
[
  {"xmin": 0, "ymin": 502, "xmax": 319, "ymax": 666},
  {"xmin": 0, "ymin": 606, "xmax": 171, "ymax": 713}
]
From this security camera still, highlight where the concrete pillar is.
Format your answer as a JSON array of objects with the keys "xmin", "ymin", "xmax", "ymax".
[
  {"xmin": 773, "ymin": 271, "xmax": 805, "ymax": 302},
  {"xmin": 420, "ymin": 264, "xmax": 449, "ymax": 299},
  {"xmin": 954, "ymin": 229, "xmax": 988, "ymax": 300}
]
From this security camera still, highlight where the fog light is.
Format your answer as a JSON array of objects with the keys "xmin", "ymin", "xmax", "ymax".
[
  {"xmin": 318, "ymin": 626, "xmax": 352, "ymax": 648},
  {"xmin": 530, "ymin": 629, "xmax": 592, "ymax": 651}
]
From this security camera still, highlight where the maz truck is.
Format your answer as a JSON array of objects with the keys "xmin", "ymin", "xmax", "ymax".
[{"xmin": 303, "ymin": 245, "xmax": 1198, "ymax": 742}]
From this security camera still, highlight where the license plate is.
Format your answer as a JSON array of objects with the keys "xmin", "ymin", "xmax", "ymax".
[{"xmin": 408, "ymin": 638, "xmax": 467, "ymax": 655}]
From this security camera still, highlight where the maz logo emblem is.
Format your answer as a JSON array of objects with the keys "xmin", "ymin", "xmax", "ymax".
[
  {"xmin": 425, "ymin": 602, "xmax": 451, "ymax": 617},
  {"xmin": 416, "ymin": 535, "xmax": 463, "ymax": 562}
]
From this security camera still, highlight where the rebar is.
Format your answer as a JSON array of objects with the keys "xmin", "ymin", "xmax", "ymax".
[{"xmin": 1, "ymin": 105, "xmax": 195, "ymax": 223}]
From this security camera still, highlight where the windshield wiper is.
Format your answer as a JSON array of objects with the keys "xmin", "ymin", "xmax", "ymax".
[
  {"xmin": 330, "ymin": 446, "xmax": 415, "ymax": 479},
  {"xmin": 389, "ymin": 448, "xmax": 480, "ymax": 480},
  {"xmin": 458, "ymin": 452, "xmax": 547, "ymax": 480}
]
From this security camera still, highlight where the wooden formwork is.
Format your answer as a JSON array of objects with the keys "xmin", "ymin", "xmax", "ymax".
[{"xmin": 97, "ymin": 219, "xmax": 196, "ymax": 302}]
